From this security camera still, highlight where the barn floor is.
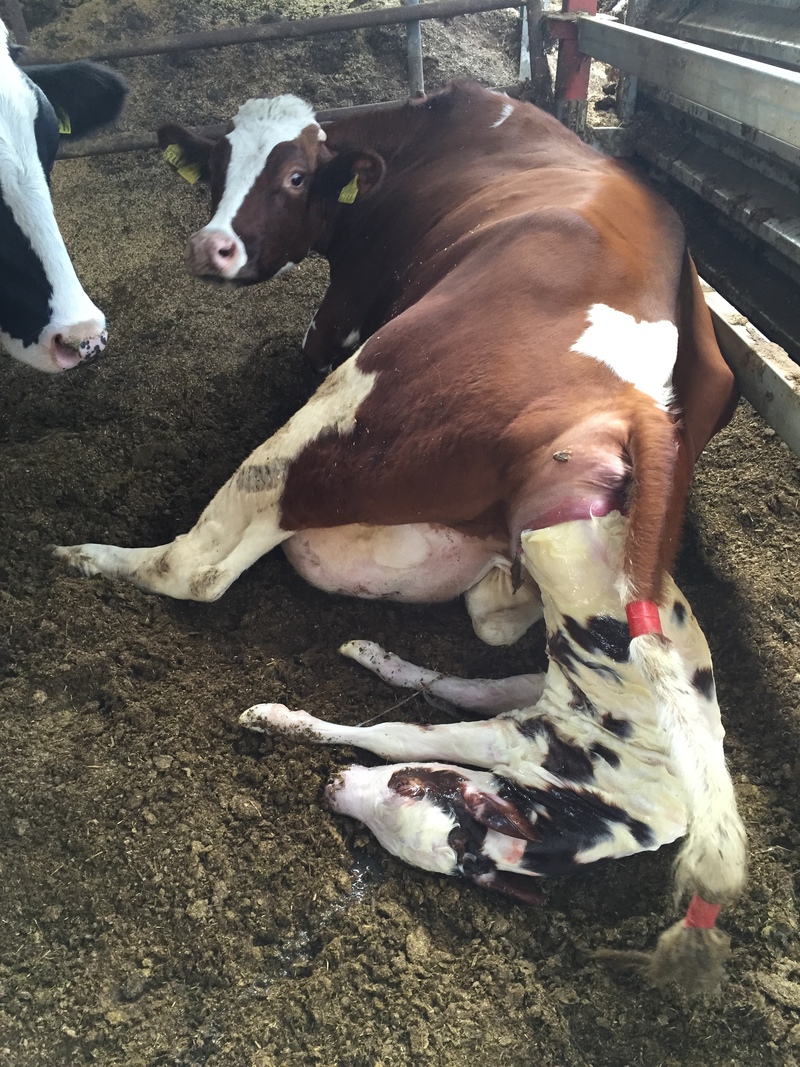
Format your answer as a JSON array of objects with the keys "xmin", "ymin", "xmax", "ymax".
[{"xmin": 3, "ymin": 2, "xmax": 800, "ymax": 1065}]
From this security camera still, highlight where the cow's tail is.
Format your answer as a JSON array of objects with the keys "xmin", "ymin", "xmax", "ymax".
[{"xmin": 606, "ymin": 404, "xmax": 747, "ymax": 993}]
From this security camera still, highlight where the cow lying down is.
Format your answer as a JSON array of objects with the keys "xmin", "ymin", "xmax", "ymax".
[
  {"xmin": 241, "ymin": 512, "xmax": 733, "ymax": 992},
  {"xmin": 56, "ymin": 82, "xmax": 745, "ymax": 991}
]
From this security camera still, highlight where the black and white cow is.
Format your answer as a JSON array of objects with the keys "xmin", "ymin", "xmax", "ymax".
[{"xmin": 0, "ymin": 19, "xmax": 127, "ymax": 373}]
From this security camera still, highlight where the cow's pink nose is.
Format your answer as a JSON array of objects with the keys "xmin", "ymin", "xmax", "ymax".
[
  {"xmin": 44, "ymin": 322, "xmax": 107, "ymax": 372},
  {"xmin": 185, "ymin": 229, "xmax": 243, "ymax": 277}
]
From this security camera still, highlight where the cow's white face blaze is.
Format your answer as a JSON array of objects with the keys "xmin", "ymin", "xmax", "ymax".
[
  {"xmin": 0, "ymin": 22, "xmax": 107, "ymax": 373},
  {"xmin": 187, "ymin": 95, "xmax": 325, "ymax": 282}
]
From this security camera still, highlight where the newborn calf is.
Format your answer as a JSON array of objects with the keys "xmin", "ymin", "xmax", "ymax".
[{"xmin": 242, "ymin": 514, "xmax": 741, "ymax": 991}]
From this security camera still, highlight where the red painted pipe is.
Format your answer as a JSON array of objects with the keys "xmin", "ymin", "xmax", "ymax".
[{"xmin": 553, "ymin": 0, "xmax": 597, "ymax": 104}]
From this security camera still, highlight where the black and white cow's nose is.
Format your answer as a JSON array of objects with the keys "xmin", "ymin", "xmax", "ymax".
[
  {"xmin": 42, "ymin": 321, "xmax": 108, "ymax": 372},
  {"xmin": 185, "ymin": 228, "xmax": 246, "ymax": 279}
]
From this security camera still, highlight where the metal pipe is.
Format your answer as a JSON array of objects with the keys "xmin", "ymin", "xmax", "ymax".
[
  {"xmin": 405, "ymin": 0, "xmax": 425, "ymax": 97},
  {"xmin": 24, "ymin": 0, "xmax": 520, "ymax": 64},
  {"xmin": 57, "ymin": 85, "xmax": 523, "ymax": 159},
  {"xmin": 2, "ymin": 0, "xmax": 30, "ymax": 46},
  {"xmin": 552, "ymin": 0, "xmax": 597, "ymax": 134},
  {"xmin": 615, "ymin": 0, "xmax": 638, "ymax": 122},
  {"xmin": 577, "ymin": 17, "xmax": 800, "ymax": 149},
  {"xmin": 706, "ymin": 284, "xmax": 800, "ymax": 459},
  {"xmin": 525, "ymin": 0, "xmax": 553, "ymax": 106}
]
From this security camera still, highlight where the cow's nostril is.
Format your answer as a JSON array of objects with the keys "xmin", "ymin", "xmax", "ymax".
[{"xmin": 219, "ymin": 245, "xmax": 234, "ymax": 259}]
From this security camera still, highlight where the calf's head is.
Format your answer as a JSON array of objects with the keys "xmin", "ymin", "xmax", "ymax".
[
  {"xmin": 0, "ymin": 21, "xmax": 127, "ymax": 373},
  {"xmin": 159, "ymin": 94, "xmax": 385, "ymax": 284}
]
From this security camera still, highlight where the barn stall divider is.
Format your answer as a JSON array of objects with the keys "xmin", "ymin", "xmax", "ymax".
[{"xmin": 11, "ymin": 0, "xmax": 800, "ymax": 458}]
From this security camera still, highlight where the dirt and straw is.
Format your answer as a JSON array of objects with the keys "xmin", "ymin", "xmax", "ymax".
[{"xmin": 1, "ymin": 2, "xmax": 800, "ymax": 1064}]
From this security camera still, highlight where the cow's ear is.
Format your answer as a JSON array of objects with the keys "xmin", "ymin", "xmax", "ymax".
[
  {"xmin": 350, "ymin": 150, "xmax": 385, "ymax": 198},
  {"xmin": 318, "ymin": 149, "xmax": 386, "ymax": 204},
  {"xmin": 23, "ymin": 60, "xmax": 127, "ymax": 138},
  {"xmin": 157, "ymin": 124, "xmax": 215, "ymax": 184}
]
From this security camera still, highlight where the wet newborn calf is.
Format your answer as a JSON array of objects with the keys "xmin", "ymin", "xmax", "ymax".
[{"xmin": 242, "ymin": 514, "xmax": 740, "ymax": 990}]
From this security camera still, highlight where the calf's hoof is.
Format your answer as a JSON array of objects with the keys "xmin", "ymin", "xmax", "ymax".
[
  {"xmin": 239, "ymin": 703, "xmax": 318, "ymax": 736},
  {"xmin": 52, "ymin": 544, "xmax": 103, "ymax": 577}
]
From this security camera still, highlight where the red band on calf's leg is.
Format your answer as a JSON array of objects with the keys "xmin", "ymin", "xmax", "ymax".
[
  {"xmin": 626, "ymin": 600, "xmax": 662, "ymax": 637},
  {"xmin": 683, "ymin": 894, "xmax": 721, "ymax": 929}
]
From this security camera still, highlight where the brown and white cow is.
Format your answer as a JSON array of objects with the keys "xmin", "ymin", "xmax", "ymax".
[{"xmin": 57, "ymin": 82, "xmax": 744, "ymax": 990}]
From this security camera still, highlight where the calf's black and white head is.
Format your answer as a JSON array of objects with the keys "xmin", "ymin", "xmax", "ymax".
[
  {"xmin": 0, "ymin": 20, "xmax": 126, "ymax": 373},
  {"xmin": 158, "ymin": 94, "xmax": 384, "ymax": 284}
]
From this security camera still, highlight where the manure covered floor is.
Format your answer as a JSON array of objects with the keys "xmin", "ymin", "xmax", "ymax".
[{"xmin": 2, "ymin": 2, "xmax": 800, "ymax": 1064}]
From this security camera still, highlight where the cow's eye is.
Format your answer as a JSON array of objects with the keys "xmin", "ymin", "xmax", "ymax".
[{"xmin": 289, "ymin": 172, "xmax": 305, "ymax": 188}]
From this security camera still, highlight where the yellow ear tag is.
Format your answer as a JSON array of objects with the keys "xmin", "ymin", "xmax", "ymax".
[
  {"xmin": 338, "ymin": 175, "xmax": 359, "ymax": 204},
  {"xmin": 163, "ymin": 143, "xmax": 200, "ymax": 185},
  {"xmin": 56, "ymin": 109, "xmax": 72, "ymax": 135}
]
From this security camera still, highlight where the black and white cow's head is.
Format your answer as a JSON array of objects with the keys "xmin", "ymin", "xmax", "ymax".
[
  {"xmin": 0, "ymin": 20, "xmax": 126, "ymax": 373},
  {"xmin": 158, "ymin": 94, "xmax": 384, "ymax": 285}
]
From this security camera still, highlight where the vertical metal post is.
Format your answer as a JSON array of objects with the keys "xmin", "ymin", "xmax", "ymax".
[
  {"xmin": 616, "ymin": 0, "xmax": 638, "ymax": 121},
  {"xmin": 553, "ymin": 0, "xmax": 597, "ymax": 134},
  {"xmin": 525, "ymin": 0, "xmax": 554, "ymax": 107},
  {"xmin": 519, "ymin": 4, "xmax": 531, "ymax": 81},
  {"xmin": 404, "ymin": 0, "xmax": 425, "ymax": 98},
  {"xmin": 2, "ymin": 0, "xmax": 30, "ymax": 46}
]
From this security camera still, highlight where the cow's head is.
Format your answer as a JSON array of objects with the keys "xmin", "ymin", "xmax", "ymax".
[
  {"xmin": 0, "ymin": 20, "xmax": 127, "ymax": 373},
  {"xmin": 158, "ymin": 94, "xmax": 385, "ymax": 285}
]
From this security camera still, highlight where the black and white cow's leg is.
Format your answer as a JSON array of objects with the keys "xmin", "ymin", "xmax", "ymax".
[
  {"xmin": 240, "ymin": 701, "xmax": 524, "ymax": 768},
  {"xmin": 464, "ymin": 562, "xmax": 543, "ymax": 645},
  {"xmin": 340, "ymin": 639, "xmax": 546, "ymax": 716},
  {"xmin": 55, "ymin": 358, "xmax": 377, "ymax": 601}
]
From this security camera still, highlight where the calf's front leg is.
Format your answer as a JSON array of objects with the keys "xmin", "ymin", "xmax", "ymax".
[{"xmin": 240, "ymin": 702, "xmax": 524, "ymax": 767}]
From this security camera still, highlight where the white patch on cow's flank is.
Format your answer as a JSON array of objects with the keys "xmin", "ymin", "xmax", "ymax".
[
  {"xmin": 273, "ymin": 261, "xmax": 296, "ymax": 278},
  {"xmin": 203, "ymin": 95, "xmax": 320, "ymax": 263},
  {"xmin": 342, "ymin": 328, "xmax": 360, "ymax": 349},
  {"xmin": 492, "ymin": 103, "xmax": 514, "ymax": 128},
  {"xmin": 0, "ymin": 26, "xmax": 104, "ymax": 371},
  {"xmin": 571, "ymin": 303, "xmax": 677, "ymax": 410}
]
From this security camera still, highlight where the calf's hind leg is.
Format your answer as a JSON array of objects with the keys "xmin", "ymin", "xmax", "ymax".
[{"xmin": 340, "ymin": 639, "xmax": 546, "ymax": 715}]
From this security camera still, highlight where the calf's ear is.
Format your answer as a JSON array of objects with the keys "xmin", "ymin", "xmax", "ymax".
[
  {"xmin": 157, "ymin": 124, "xmax": 215, "ymax": 184},
  {"xmin": 23, "ymin": 60, "xmax": 128, "ymax": 138}
]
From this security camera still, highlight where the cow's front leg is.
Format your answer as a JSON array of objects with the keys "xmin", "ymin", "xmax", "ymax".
[
  {"xmin": 340, "ymin": 640, "xmax": 546, "ymax": 715},
  {"xmin": 240, "ymin": 702, "xmax": 522, "ymax": 768},
  {"xmin": 55, "ymin": 476, "xmax": 291, "ymax": 601},
  {"xmin": 55, "ymin": 356, "xmax": 377, "ymax": 601}
]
